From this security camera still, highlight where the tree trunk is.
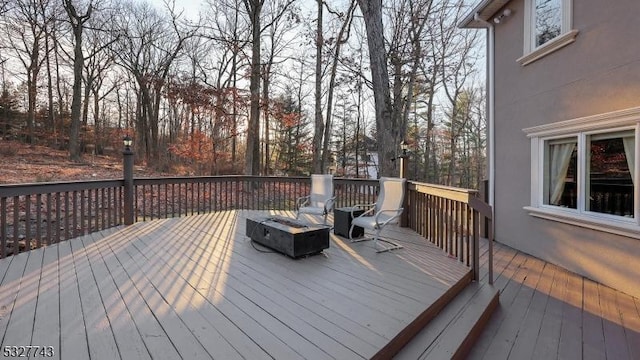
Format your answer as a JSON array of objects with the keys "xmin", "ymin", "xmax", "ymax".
[
  {"xmin": 68, "ymin": 25, "xmax": 84, "ymax": 161},
  {"xmin": 26, "ymin": 66, "xmax": 37, "ymax": 145},
  {"xmin": 231, "ymin": 48, "xmax": 238, "ymax": 164},
  {"xmin": 322, "ymin": 0, "xmax": 356, "ymax": 173},
  {"xmin": 93, "ymin": 89, "xmax": 101, "ymax": 154},
  {"xmin": 357, "ymin": 0, "xmax": 397, "ymax": 177},
  {"xmin": 262, "ymin": 63, "xmax": 271, "ymax": 175},
  {"xmin": 65, "ymin": 1, "xmax": 92, "ymax": 161},
  {"xmin": 82, "ymin": 75, "xmax": 91, "ymax": 127},
  {"xmin": 312, "ymin": 0, "xmax": 324, "ymax": 174},
  {"xmin": 44, "ymin": 28, "xmax": 55, "ymax": 131},
  {"xmin": 245, "ymin": 0, "xmax": 262, "ymax": 176}
]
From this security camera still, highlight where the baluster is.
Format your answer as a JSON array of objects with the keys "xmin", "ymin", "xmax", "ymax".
[
  {"xmin": 1, "ymin": 197, "xmax": 6, "ymax": 258},
  {"xmin": 466, "ymin": 205, "xmax": 472, "ymax": 267},
  {"xmin": 72, "ymin": 191, "xmax": 78, "ymax": 238},
  {"xmin": 55, "ymin": 193, "xmax": 62, "ymax": 243},
  {"xmin": 472, "ymin": 209, "xmax": 480, "ymax": 280},
  {"xmin": 94, "ymin": 189, "xmax": 100, "ymax": 231},
  {"xmin": 25, "ymin": 195, "xmax": 31, "ymax": 251},
  {"xmin": 171, "ymin": 183, "xmax": 175, "ymax": 217},
  {"xmin": 101, "ymin": 188, "xmax": 106, "ymax": 229},
  {"xmin": 46, "ymin": 193, "xmax": 52, "ymax": 245},
  {"xmin": 12, "ymin": 197, "xmax": 19, "ymax": 253},
  {"xmin": 36, "ymin": 194, "xmax": 42, "ymax": 249},
  {"xmin": 156, "ymin": 184, "xmax": 161, "ymax": 219},
  {"xmin": 64, "ymin": 192, "xmax": 70, "ymax": 240}
]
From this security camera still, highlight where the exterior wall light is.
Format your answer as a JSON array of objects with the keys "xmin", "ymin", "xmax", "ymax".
[{"xmin": 493, "ymin": 8, "xmax": 512, "ymax": 24}]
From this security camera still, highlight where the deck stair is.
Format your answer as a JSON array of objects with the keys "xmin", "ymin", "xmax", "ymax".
[{"xmin": 394, "ymin": 281, "xmax": 499, "ymax": 360}]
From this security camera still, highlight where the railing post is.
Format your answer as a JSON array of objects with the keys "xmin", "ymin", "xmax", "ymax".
[
  {"xmin": 480, "ymin": 179, "xmax": 489, "ymax": 238},
  {"xmin": 123, "ymin": 137, "xmax": 135, "ymax": 225},
  {"xmin": 400, "ymin": 153, "xmax": 409, "ymax": 227}
]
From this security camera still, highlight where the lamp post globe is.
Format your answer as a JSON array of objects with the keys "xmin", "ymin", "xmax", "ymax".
[{"xmin": 123, "ymin": 135, "xmax": 133, "ymax": 153}]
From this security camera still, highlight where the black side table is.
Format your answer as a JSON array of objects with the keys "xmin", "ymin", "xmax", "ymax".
[{"xmin": 334, "ymin": 207, "xmax": 365, "ymax": 238}]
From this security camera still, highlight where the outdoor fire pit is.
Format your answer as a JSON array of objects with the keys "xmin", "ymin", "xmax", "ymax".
[{"xmin": 246, "ymin": 216, "xmax": 330, "ymax": 258}]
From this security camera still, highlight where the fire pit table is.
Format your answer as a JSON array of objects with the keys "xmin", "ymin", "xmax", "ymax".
[{"xmin": 246, "ymin": 216, "xmax": 330, "ymax": 258}]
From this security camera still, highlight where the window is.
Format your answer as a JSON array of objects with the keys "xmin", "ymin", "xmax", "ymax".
[
  {"xmin": 543, "ymin": 137, "xmax": 577, "ymax": 209},
  {"xmin": 586, "ymin": 132, "xmax": 635, "ymax": 217},
  {"xmin": 518, "ymin": 0, "xmax": 578, "ymax": 66},
  {"xmin": 534, "ymin": 0, "xmax": 562, "ymax": 47},
  {"xmin": 524, "ymin": 108, "xmax": 640, "ymax": 238}
]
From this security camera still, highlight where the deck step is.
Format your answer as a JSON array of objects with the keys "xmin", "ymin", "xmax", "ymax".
[{"xmin": 394, "ymin": 281, "xmax": 500, "ymax": 360}]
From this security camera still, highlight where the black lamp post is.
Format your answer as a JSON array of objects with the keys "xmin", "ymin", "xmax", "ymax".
[
  {"xmin": 399, "ymin": 140, "xmax": 409, "ymax": 179},
  {"xmin": 399, "ymin": 140, "xmax": 410, "ymax": 227},
  {"xmin": 123, "ymin": 135, "xmax": 134, "ymax": 225}
]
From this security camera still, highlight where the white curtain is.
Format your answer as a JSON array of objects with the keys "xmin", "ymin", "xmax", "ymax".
[
  {"xmin": 622, "ymin": 136, "xmax": 635, "ymax": 184},
  {"xmin": 549, "ymin": 142, "xmax": 575, "ymax": 205}
]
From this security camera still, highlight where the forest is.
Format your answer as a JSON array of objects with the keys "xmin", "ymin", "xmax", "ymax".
[{"xmin": 0, "ymin": 0, "xmax": 486, "ymax": 189}]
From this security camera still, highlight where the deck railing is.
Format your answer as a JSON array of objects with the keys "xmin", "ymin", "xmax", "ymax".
[
  {"xmin": 0, "ymin": 176, "xmax": 492, "ymax": 282},
  {"xmin": 131, "ymin": 176, "xmax": 378, "ymax": 220},
  {"xmin": 0, "ymin": 180, "xmax": 124, "ymax": 257},
  {"xmin": 0, "ymin": 176, "xmax": 379, "ymax": 257},
  {"xmin": 405, "ymin": 182, "xmax": 494, "ymax": 283}
]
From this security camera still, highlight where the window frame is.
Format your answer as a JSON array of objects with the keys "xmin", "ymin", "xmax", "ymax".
[
  {"xmin": 524, "ymin": 107, "xmax": 640, "ymax": 238},
  {"xmin": 518, "ymin": 0, "xmax": 578, "ymax": 66}
]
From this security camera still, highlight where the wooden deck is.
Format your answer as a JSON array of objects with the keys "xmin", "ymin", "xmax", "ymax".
[
  {"xmin": 0, "ymin": 210, "xmax": 471, "ymax": 360},
  {"xmin": 467, "ymin": 240, "xmax": 640, "ymax": 360}
]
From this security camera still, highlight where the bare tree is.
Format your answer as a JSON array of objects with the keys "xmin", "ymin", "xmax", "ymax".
[
  {"xmin": 0, "ymin": 0, "xmax": 11, "ymax": 15},
  {"xmin": 311, "ymin": 0, "xmax": 323, "ymax": 174},
  {"xmin": 240, "ymin": 0, "xmax": 295, "ymax": 175},
  {"xmin": 63, "ymin": 0, "xmax": 93, "ymax": 160},
  {"xmin": 387, "ymin": 0, "xmax": 433, "ymax": 140},
  {"xmin": 242, "ymin": 0, "xmax": 263, "ymax": 175},
  {"xmin": 260, "ymin": 0, "xmax": 299, "ymax": 174},
  {"xmin": 113, "ymin": 0, "xmax": 196, "ymax": 163},
  {"xmin": 203, "ymin": 0, "xmax": 250, "ymax": 165},
  {"xmin": 320, "ymin": 0, "xmax": 357, "ymax": 173},
  {"xmin": 356, "ymin": 0, "xmax": 397, "ymax": 177},
  {"xmin": 436, "ymin": 1, "xmax": 479, "ymax": 185},
  {"xmin": 41, "ymin": 0, "xmax": 59, "ymax": 133},
  {"xmin": 81, "ymin": 10, "xmax": 119, "ymax": 154},
  {"xmin": 3, "ymin": 0, "xmax": 52, "ymax": 144}
]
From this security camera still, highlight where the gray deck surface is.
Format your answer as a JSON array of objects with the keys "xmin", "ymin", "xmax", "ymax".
[
  {"xmin": 468, "ymin": 240, "xmax": 640, "ymax": 360},
  {"xmin": 0, "ymin": 210, "xmax": 470, "ymax": 360}
]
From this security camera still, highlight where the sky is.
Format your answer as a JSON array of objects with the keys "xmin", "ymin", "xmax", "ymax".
[
  {"xmin": 147, "ymin": 0, "xmax": 204, "ymax": 20},
  {"xmin": 146, "ymin": 0, "xmax": 320, "ymax": 22}
]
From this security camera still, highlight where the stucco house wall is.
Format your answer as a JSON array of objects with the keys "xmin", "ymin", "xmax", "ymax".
[{"xmin": 485, "ymin": 0, "xmax": 640, "ymax": 297}]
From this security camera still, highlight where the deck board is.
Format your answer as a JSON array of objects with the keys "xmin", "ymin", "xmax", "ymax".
[
  {"xmin": 619, "ymin": 292, "xmax": 640, "ymax": 359},
  {"xmin": 0, "ymin": 209, "xmax": 471, "ymax": 360},
  {"xmin": 70, "ymin": 235, "xmax": 120, "ymax": 360},
  {"xmin": 58, "ymin": 239, "xmax": 89, "ymax": 360},
  {"xmin": 80, "ymin": 233, "xmax": 152, "ymax": 360},
  {"xmin": 104, "ymin": 240, "xmax": 215, "ymax": 360},
  {"xmin": 30, "ymin": 246, "xmax": 61, "ymax": 359},
  {"xmin": 530, "ymin": 262, "xmax": 567, "ymax": 360},
  {"xmin": 557, "ymin": 265, "xmax": 583, "ymax": 360},
  {"xmin": 508, "ymin": 260, "xmax": 556, "ymax": 359},
  {"xmin": 90, "ymin": 231, "xmax": 182, "ymax": 360},
  {"xmin": 134, "ymin": 220, "xmax": 371, "ymax": 359},
  {"xmin": 0, "ymin": 254, "xmax": 12, "ymax": 284},
  {"xmin": 599, "ymin": 284, "xmax": 630, "ymax": 360},
  {"xmin": 3, "ymin": 248, "xmax": 44, "ymax": 350},
  {"xmin": 468, "ymin": 240, "xmax": 640, "ymax": 360},
  {"xmin": 583, "ymin": 279, "xmax": 606, "ymax": 360}
]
